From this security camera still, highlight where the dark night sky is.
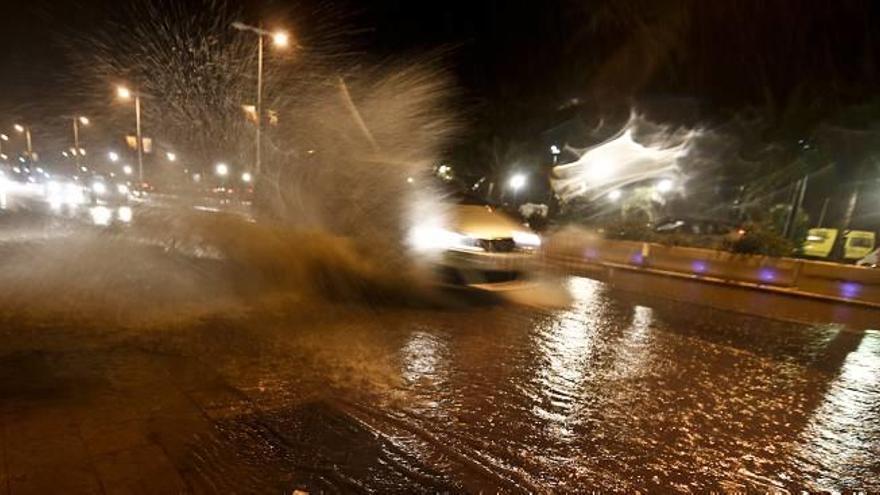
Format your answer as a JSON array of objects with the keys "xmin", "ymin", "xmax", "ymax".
[
  {"xmin": 3, "ymin": 1, "xmax": 876, "ymax": 111},
  {"xmin": 3, "ymin": 0, "xmax": 880, "ymax": 157}
]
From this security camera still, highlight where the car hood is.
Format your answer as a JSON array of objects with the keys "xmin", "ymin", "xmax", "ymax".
[{"xmin": 448, "ymin": 204, "xmax": 526, "ymax": 239}]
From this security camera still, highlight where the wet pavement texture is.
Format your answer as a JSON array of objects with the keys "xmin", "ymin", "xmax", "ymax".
[{"xmin": 1, "ymin": 276, "xmax": 878, "ymax": 493}]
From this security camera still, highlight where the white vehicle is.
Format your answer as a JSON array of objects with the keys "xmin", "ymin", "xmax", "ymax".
[
  {"xmin": 856, "ymin": 248, "xmax": 879, "ymax": 268},
  {"xmin": 409, "ymin": 191, "xmax": 542, "ymax": 290}
]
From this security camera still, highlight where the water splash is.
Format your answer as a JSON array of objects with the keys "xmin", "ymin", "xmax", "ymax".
[
  {"xmin": 551, "ymin": 114, "xmax": 697, "ymax": 202},
  {"xmin": 0, "ymin": 0, "xmax": 462, "ymax": 326}
]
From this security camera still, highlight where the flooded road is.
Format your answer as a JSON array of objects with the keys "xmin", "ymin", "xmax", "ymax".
[{"xmin": 2, "ymin": 272, "xmax": 878, "ymax": 493}]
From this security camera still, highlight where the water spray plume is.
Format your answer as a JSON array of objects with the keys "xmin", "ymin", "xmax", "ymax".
[
  {"xmin": 552, "ymin": 114, "xmax": 696, "ymax": 202},
  {"xmin": 17, "ymin": 0, "xmax": 465, "ymax": 321}
]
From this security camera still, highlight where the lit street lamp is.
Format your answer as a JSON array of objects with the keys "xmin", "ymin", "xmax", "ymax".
[
  {"xmin": 108, "ymin": 151, "xmax": 119, "ymax": 162},
  {"xmin": 166, "ymin": 152, "xmax": 176, "ymax": 162},
  {"xmin": 509, "ymin": 173, "xmax": 527, "ymax": 204},
  {"xmin": 241, "ymin": 172, "xmax": 252, "ymax": 183},
  {"xmin": 550, "ymin": 144, "xmax": 561, "ymax": 165},
  {"xmin": 71, "ymin": 115, "xmax": 89, "ymax": 171},
  {"xmin": 13, "ymin": 124, "xmax": 33, "ymax": 162},
  {"xmin": 116, "ymin": 85, "xmax": 144, "ymax": 182},
  {"xmin": 122, "ymin": 165, "xmax": 133, "ymax": 176},
  {"xmin": 231, "ymin": 21, "xmax": 291, "ymax": 176},
  {"xmin": 509, "ymin": 173, "xmax": 526, "ymax": 191},
  {"xmin": 215, "ymin": 162, "xmax": 229, "ymax": 177}
]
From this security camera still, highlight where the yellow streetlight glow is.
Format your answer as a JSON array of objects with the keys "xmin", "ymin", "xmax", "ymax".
[
  {"xmin": 116, "ymin": 86, "xmax": 131, "ymax": 100},
  {"xmin": 0, "ymin": 134, "xmax": 8, "ymax": 141},
  {"xmin": 241, "ymin": 172, "xmax": 252, "ymax": 183},
  {"xmin": 14, "ymin": 124, "xmax": 24, "ymax": 133},
  {"xmin": 79, "ymin": 116, "xmax": 90, "ymax": 125},
  {"xmin": 166, "ymin": 152, "xmax": 176, "ymax": 162},
  {"xmin": 272, "ymin": 31, "xmax": 289, "ymax": 47},
  {"xmin": 215, "ymin": 163, "xmax": 229, "ymax": 176}
]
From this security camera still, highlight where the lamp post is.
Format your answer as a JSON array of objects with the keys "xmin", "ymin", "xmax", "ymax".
[
  {"xmin": 231, "ymin": 22, "xmax": 290, "ymax": 176},
  {"xmin": 116, "ymin": 86, "xmax": 144, "ymax": 182},
  {"xmin": 13, "ymin": 124, "xmax": 33, "ymax": 162},
  {"xmin": 509, "ymin": 173, "xmax": 526, "ymax": 204},
  {"xmin": 71, "ymin": 116, "xmax": 89, "ymax": 171}
]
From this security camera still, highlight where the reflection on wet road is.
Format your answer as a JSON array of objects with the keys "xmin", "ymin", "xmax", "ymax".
[{"xmin": 4, "ymin": 273, "xmax": 877, "ymax": 492}]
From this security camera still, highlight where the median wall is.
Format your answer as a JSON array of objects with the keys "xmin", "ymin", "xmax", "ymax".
[{"xmin": 545, "ymin": 227, "xmax": 880, "ymax": 307}]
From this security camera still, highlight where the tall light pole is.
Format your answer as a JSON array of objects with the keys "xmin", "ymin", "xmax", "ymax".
[
  {"xmin": 71, "ymin": 116, "xmax": 89, "ymax": 171},
  {"xmin": 117, "ymin": 86, "xmax": 144, "ymax": 182},
  {"xmin": 13, "ymin": 124, "xmax": 33, "ymax": 162},
  {"xmin": 231, "ymin": 22, "xmax": 290, "ymax": 176},
  {"xmin": 509, "ymin": 173, "xmax": 527, "ymax": 204}
]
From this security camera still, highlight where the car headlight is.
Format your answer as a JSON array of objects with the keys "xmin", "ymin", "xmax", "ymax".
[
  {"xmin": 513, "ymin": 230, "xmax": 541, "ymax": 248},
  {"xmin": 408, "ymin": 226, "xmax": 479, "ymax": 251},
  {"xmin": 64, "ymin": 183, "xmax": 86, "ymax": 205},
  {"xmin": 91, "ymin": 182, "xmax": 107, "ymax": 195}
]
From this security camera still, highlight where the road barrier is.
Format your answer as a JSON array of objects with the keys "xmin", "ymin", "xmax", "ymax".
[{"xmin": 545, "ymin": 227, "xmax": 880, "ymax": 307}]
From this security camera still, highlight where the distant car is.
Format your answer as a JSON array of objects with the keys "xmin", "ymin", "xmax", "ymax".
[
  {"xmin": 87, "ymin": 176, "xmax": 131, "ymax": 205},
  {"xmin": 654, "ymin": 217, "xmax": 744, "ymax": 247},
  {"xmin": 856, "ymin": 248, "xmax": 879, "ymax": 268},
  {"xmin": 408, "ymin": 190, "xmax": 541, "ymax": 290},
  {"xmin": 801, "ymin": 228, "xmax": 875, "ymax": 261}
]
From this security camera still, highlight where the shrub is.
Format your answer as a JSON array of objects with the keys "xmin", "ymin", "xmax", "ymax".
[
  {"xmin": 604, "ymin": 219, "xmax": 656, "ymax": 242},
  {"xmin": 724, "ymin": 224, "xmax": 796, "ymax": 257}
]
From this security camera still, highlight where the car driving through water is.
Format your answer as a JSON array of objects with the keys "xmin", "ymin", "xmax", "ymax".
[{"xmin": 408, "ymin": 189, "xmax": 542, "ymax": 290}]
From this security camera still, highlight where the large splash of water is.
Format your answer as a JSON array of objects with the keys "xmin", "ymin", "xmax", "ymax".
[
  {"xmin": 551, "ymin": 114, "xmax": 697, "ymax": 202},
  {"xmin": 0, "ymin": 1, "xmax": 461, "ymax": 326}
]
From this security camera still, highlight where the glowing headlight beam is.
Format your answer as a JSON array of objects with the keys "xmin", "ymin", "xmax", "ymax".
[
  {"xmin": 513, "ymin": 231, "xmax": 542, "ymax": 248},
  {"xmin": 408, "ymin": 227, "xmax": 480, "ymax": 252}
]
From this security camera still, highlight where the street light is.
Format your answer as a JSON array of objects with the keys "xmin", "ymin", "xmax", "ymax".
[
  {"xmin": 166, "ymin": 152, "xmax": 176, "ymax": 162},
  {"xmin": 509, "ymin": 173, "xmax": 526, "ymax": 191},
  {"xmin": 241, "ymin": 172, "xmax": 252, "ymax": 183},
  {"xmin": 231, "ymin": 22, "xmax": 291, "ymax": 176},
  {"xmin": 509, "ymin": 173, "xmax": 526, "ymax": 203},
  {"xmin": 108, "ymin": 151, "xmax": 119, "ymax": 162},
  {"xmin": 215, "ymin": 163, "xmax": 229, "ymax": 176},
  {"xmin": 13, "ymin": 124, "xmax": 33, "ymax": 162},
  {"xmin": 122, "ymin": 165, "xmax": 133, "ymax": 176},
  {"xmin": 272, "ymin": 31, "xmax": 289, "ymax": 47},
  {"xmin": 116, "ymin": 85, "xmax": 144, "ymax": 182},
  {"xmin": 71, "ymin": 115, "xmax": 89, "ymax": 171}
]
